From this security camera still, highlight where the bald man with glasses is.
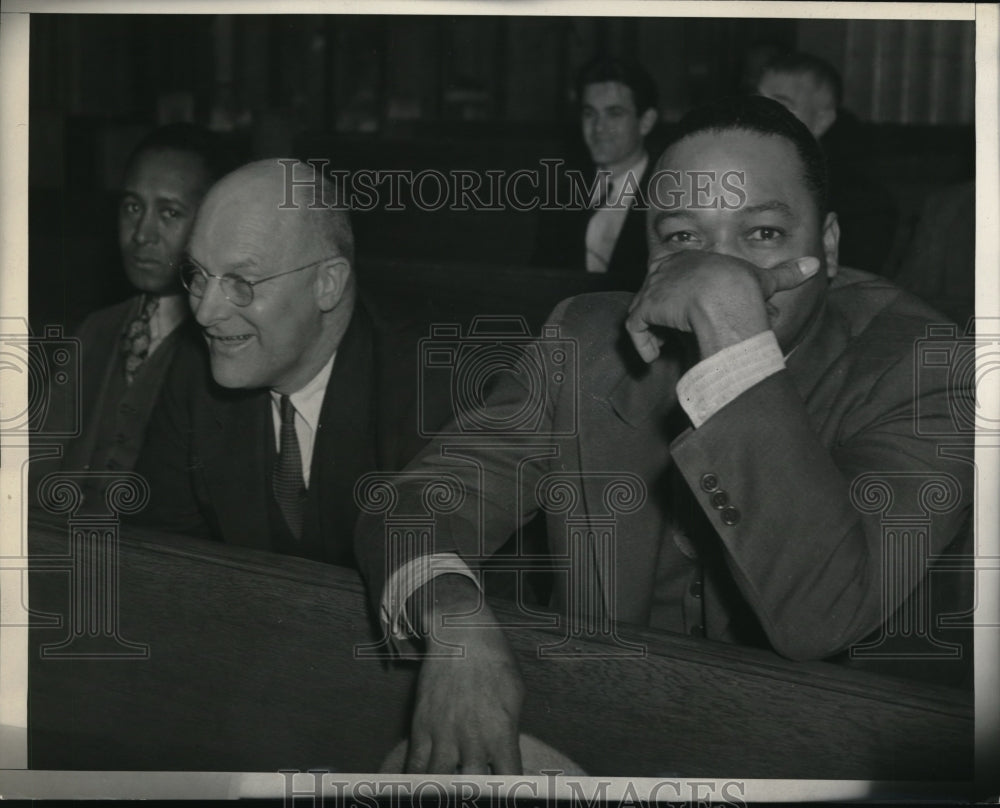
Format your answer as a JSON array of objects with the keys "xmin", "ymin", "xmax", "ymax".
[{"xmin": 135, "ymin": 159, "xmax": 442, "ymax": 565}]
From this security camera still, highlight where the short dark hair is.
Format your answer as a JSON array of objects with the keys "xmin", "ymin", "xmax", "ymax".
[
  {"xmin": 662, "ymin": 94, "xmax": 829, "ymax": 216},
  {"xmin": 760, "ymin": 51, "xmax": 843, "ymax": 108},
  {"xmin": 124, "ymin": 122, "xmax": 231, "ymax": 184},
  {"xmin": 576, "ymin": 56, "xmax": 658, "ymax": 115}
]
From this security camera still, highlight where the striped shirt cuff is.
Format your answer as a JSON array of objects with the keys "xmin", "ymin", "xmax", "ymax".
[
  {"xmin": 379, "ymin": 553, "xmax": 481, "ymax": 640},
  {"xmin": 676, "ymin": 330, "xmax": 785, "ymax": 428}
]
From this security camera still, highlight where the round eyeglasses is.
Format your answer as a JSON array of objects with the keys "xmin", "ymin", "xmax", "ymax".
[{"xmin": 179, "ymin": 255, "xmax": 333, "ymax": 307}]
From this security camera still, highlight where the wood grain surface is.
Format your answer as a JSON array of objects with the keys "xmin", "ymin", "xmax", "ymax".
[{"xmin": 27, "ymin": 511, "xmax": 972, "ymax": 779}]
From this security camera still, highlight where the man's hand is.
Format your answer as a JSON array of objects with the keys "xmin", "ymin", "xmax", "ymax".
[
  {"xmin": 625, "ymin": 251, "xmax": 821, "ymax": 362},
  {"xmin": 405, "ymin": 575, "xmax": 524, "ymax": 774}
]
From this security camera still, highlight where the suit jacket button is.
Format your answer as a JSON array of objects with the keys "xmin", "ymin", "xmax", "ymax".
[
  {"xmin": 710, "ymin": 490, "xmax": 729, "ymax": 509},
  {"xmin": 720, "ymin": 506, "xmax": 741, "ymax": 526},
  {"xmin": 700, "ymin": 473, "xmax": 719, "ymax": 492},
  {"xmin": 689, "ymin": 578, "xmax": 703, "ymax": 598},
  {"xmin": 689, "ymin": 624, "xmax": 705, "ymax": 636}
]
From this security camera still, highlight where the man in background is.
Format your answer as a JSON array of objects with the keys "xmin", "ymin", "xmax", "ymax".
[
  {"xmin": 756, "ymin": 51, "xmax": 899, "ymax": 273},
  {"xmin": 51, "ymin": 123, "xmax": 225, "ymax": 484},
  {"xmin": 532, "ymin": 56, "xmax": 659, "ymax": 291}
]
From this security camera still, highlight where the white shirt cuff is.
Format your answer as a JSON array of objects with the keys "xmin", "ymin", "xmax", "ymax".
[
  {"xmin": 676, "ymin": 331, "xmax": 785, "ymax": 428},
  {"xmin": 379, "ymin": 553, "xmax": 481, "ymax": 640}
]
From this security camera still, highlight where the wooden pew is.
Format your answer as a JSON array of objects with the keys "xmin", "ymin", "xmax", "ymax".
[{"xmin": 27, "ymin": 511, "xmax": 972, "ymax": 779}]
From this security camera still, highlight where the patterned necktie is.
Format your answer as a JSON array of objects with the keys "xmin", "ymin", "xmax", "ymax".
[
  {"xmin": 121, "ymin": 295, "xmax": 159, "ymax": 386},
  {"xmin": 273, "ymin": 395, "xmax": 306, "ymax": 540}
]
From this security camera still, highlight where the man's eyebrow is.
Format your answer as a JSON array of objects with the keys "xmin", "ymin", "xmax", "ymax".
[
  {"xmin": 652, "ymin": 209, "xmax": 694, "ymax": 228},
  {"xmin": 154, "ymin": 193, "xmax": 191, "ymax": 208},
  {"xmin": 741, "ymin": 200, "xmax": 795, "ymax": 217},
  {"xmin": 225, "ymin": 258, "xmax": 264, "ymax": 276},
  {"xmin": 185, "ymin": 255, "xmax": 259, "ymax": 275}
]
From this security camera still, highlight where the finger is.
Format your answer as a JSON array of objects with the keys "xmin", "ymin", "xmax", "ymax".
[
  {"xmin": 427, "ymin": 740, "xmax": 462, "ymax": 775},
  {"xmin": 756, "ymin": 256, "xmax": 820, "ymax": 298},
  {"xmin": 405, "ymin": 731, "xmax": 432, "ymax": 773},
  {"xmin": 624, "ymin": 313, "xmax": 663, "ymax": 363},
  {"xmin": 456, "ymin": 745, "xmax": 491, "ymax": 776},
  {"xmin": 488, "ymin": 731, "xmax": 523, "ymax": 775}
]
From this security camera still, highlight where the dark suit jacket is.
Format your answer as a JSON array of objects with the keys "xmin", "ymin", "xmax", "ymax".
[
  {"xmin": 134, "ymin": 300, "xmax": 438, "ymax": 567},
  {"xmin": 30, "ymin": 295, "xmax": 192, "ymax": 514},
  {"xmin": 59, "ymin": 295, "xmax": 191, "ymax": 472},
  {"xmin": 531, "ymin": 161, "xmax": 652, "ymax": 291},
  {"xmin": 356, "ymin": 268, "xmax": 972, "ymax": 663}
]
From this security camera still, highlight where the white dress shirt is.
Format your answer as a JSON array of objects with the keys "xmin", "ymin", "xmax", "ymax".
[
  {"xmin": 584, "ymin": 152, "xmax": 649, "ymax": 274},
  {"xmin": 147, "ymin": 293, "xmax": 188, "ymax": 357}
]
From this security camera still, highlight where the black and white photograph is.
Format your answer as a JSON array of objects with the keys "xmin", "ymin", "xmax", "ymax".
[{"xmin": 0, "ymin": 1, "xmax": 997, "ymax": 803}]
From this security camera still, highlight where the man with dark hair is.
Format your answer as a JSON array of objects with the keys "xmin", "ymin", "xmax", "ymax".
[
  {"xmin": 355, "ymin": 95, "xmax": 972, "ymax": 773},
  {"xmin": 55, "ymin": 123, "xmax": 226, "ymax": 483},
  {"xmin": 134, "ymin": 159, "xmax": 439, "ymax": 565},
  {"xmin": 755, "ymin": 51, "xmax": 899, "ymax": 272},
  {"xmin": 532, "ymin": 56, "xmax": 659, "ymax": 290}
]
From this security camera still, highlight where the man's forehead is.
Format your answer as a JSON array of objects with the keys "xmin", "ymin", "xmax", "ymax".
[
  {"xmin": 123, "ymin": 148, "xmax": 208, "ymax": 189},
  {"xmin": 760, "ymin": 69, "xmax": 829, "ymax": 99},
  {"xmin": 582, "ymin": 80, "xmax": 637, "ymax": 110},
  {"xmin": 652, "ymin": 129, "xmax": 811, "ymax": 207},
  {"xmin": 658, "ymin": 128, "xmax": 797, "ymax": 168}
]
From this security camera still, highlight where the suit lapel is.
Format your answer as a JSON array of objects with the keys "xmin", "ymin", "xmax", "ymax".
[
  {"xmin": 572, "ymin": 331, "xmax": 682, "ymax": 624},
  {"xmin": 309, "ymin": 305, "xmax": 377, "ymax": 563},
  {"xmin": 201, "ymin": 387, "xmax": 275, "ymax": 552},
  {"xmin": 64, "ymin": 297, "xmax": 142, "ymax": 470}
]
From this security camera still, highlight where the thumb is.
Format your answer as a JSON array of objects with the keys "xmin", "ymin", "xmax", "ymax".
[{"xmin": 756, "ymin": 256, "xmax": 821, "ymax": 298}]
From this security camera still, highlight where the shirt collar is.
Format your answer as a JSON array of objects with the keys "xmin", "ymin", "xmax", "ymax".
[
  {"xmin": 594, "ymin": 151, "xmax": 649, "ymax": 207},
  {"xmin": 270, "ymin": 351, "xmax": 337, "ymax": 433},
  {"xmin": 146, "ymin": 292, "xmax": 188, "ymax": 342}
]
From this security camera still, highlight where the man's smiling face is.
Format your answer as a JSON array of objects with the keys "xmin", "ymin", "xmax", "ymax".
[
  {"xmin": 581, "ymin": 80, "xmax": 654, "ymax": 173},
  {"xmin": 648, "ymin": 128, "xmax": 839, "ymax": 352},
  {"xmin": 185, "ymin": 173, "xmax": 331, "ymax": 394}
]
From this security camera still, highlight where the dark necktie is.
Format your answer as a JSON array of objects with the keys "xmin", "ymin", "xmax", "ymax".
[
  {"xmin": 121, "ymin": 295, "xmax": 159, "ymax": 386},
  {"xmin": 273, "ymin": 395, "xmax": 306, "ymax": 540}
]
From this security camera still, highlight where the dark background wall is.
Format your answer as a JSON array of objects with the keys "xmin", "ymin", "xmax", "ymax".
[{"xmin": 28, "ymin": 14, "xmax": 976, "ymax": 333}]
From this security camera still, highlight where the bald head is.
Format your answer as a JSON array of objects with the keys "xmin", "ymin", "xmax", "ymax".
[
  {"xmin": 186, "ymin": 159, "xmax": 356, "ymax": 394},
  {"xmin": 193, "ymin": 159, "xmax": 355, "ymax": 268}
]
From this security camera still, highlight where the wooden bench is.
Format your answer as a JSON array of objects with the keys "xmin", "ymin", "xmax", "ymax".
[{"xmin": 27, "ymin": 511, "xmax": 972, "ymax": 779}]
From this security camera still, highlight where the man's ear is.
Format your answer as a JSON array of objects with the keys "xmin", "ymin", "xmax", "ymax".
[
  {"xmin": 822, "ymin": 212, "xmax": 840, "ymax": 278},
  {"xmin": 638, "ymin": 108, "xmax": 658, "ymax": 138},
  {"xmin": 314, "ymin": 256, "xmax": 351, "ymax": 311},
  {"xmin": 813, "ymin": 105, "xmax": 837, "ymax": 139}
]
